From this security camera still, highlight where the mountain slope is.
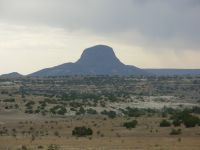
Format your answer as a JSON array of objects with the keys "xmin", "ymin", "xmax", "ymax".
[
  {"xmin": 30, "ymin": 45, "xmax": 149, "ymax": 76},
  {"xmin": 0, "ymin": 72, "xmax": 23, "ymax": 78},
  {"xmin": 145, "ymin": 69, "xmax": 200, "ymax": 76}
]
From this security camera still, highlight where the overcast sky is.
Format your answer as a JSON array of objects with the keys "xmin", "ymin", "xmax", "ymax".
[{"xmin": 0, "ymin": 0, "xmax": 200, "ymax": 75}]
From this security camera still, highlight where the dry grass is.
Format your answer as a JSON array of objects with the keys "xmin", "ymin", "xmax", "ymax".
[{"xmin": 0, "ymin": 114, "xmax": 200, "ymax": 150}]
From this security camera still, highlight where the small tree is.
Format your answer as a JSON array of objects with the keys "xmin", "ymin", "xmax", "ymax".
[
  {"xmin": 21, "ymin": 145, "xmax": 28, "ymax": 150},
  {"xmin": 101, "ymin": 110, "xmax": 116, "ymax": 119},
  {"xmin": 47, "ymin": 144, "xmax": 59, "ymax": 150},
  {"xmin": 183, "ymin": 116, "xmax": 200, "ymax": 128},
  {"xmin": 160, "ymin": 119, "xmax": 171, "ymax": 127},
  {"xmin": 171, "ymin": 111, "xmax": 200, "ymax": 128},
  {"xmin": 170, "ymin": 129, "xmax": 182, "ymax": 135},
  {"xmin": 172, "ymin": 119, "xmax": 181, "ymax": 127},
  {"xmin": 123, "ymin": 120, "xmax": 138, "ymax": 129},
  {"xmin": 72, "ymin": 126, "xmax": 93, "ymax": 137}
]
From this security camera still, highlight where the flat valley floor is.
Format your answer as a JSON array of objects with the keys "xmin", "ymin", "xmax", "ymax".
[
  {"xmin": 0, "ymin": 114, "xmax": 200, "ymax": 150},
  {"xmin": 0, "ymin": 76, "xmax": 200, "ymax": 150}
]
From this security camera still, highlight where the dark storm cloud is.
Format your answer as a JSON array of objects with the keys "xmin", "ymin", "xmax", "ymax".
[{"xmin": 0, "ymin": 0, "xmax": 200, "ymax": 50}]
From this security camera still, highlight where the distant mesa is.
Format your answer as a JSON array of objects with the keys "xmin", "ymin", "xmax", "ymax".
[
  {"xmin": 1, "ymin": 45, "xmax": 200, "ymax": 77},
  {"xmin": 30, "ymin": 45, "xmax": 149, "ymax": 76},
  {"xmin": 145, "ymin": 69, "xmax": 200, "ymax": 76},
  {"xmin": 0, "ymin": 72, "xmax": 23, "ymax": 78}
]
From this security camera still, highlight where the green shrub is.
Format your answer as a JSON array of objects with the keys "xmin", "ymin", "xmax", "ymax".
[
  {"xmin": 87, "ymin": 108, "xmax": 98, "ymax": 115},
  {"xmin": 171, "ymin": 111, "xmax": 200, "ymax": 128},
  {"xmin": 38, "ymin": 145, "xmax": 43, "ymax": 149},
  {"xmin": 3, "ymin": 98, "xmax": 15, "ymax": 102},
  {"xmin": 170, "ymin": 129, "xmax": 182, "ymax": 135},
  {"xmin": 123, "ymin": 120, "xmax": 138, "ymax": 129},
  {"xmin": 76, "ymin": 107, "xmax": 85, "ymax": 115},
  {"xmin": 183, "ymin": 115, "xmax": 200, "ymax": 128},
  {"xmin": 21, "ymin": 145, "xmax": 28, "ymax": 150},
  {"xmin": 122, "ymin": 107, "xmax": 146, "ymax": 117},
  {"xmin": 160, "ymin": 119, "xmax": 171, "ymax": 127},
  {"xmin": 47, "ymin": 144, "xmax": 59, "ymax": 150},
  {"xmin": 101, "ymin": 110, "xmax": 116, "ymax": 119},
  {"xmin": 25, "ymin": 109, "xmax": 33, "ymax": 114},
  {"xmin": 50, "ymin": 105, "xmax": 67, "ymax": 115},
  {"xmin": 172, "ymin": 119, "xmax": 182, "ymax": 127},
  {"xmin": 72, "ymin": 126, "xmax": 93, "ymax": 137},
  {"xmin": 25, "ymin": 101, "xmax": 35, "ymax": 107}
]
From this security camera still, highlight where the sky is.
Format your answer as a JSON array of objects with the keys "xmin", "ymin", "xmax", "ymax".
[{"xmin": 0, "ymin": 0, "xmax": 200, "ymax": 75}]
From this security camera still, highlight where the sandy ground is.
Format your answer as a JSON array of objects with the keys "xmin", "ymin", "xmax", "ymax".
[
  {"xmin": 0, "ymin": 114, "xmax": 200, "ymax": 150},
  {"xmin": 0, "ymin": 136, "xmax": 200, "ymax": 150}
]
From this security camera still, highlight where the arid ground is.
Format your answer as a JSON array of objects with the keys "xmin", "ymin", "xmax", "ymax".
[{"xmin": 0, "ymin": 76, "xmax": 200, "ymax": 150}]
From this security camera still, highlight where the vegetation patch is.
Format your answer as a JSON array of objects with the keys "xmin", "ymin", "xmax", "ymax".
[
  {"xmin": 72, "ymin": 126, "xmax": 93, "ymax": 137},
  {"xmin": 123, "ymin": 120, "xmax": 138, "ymax": 129},
  {"xmin": 160, "ymin": 119, "xmax": 171, "ymax": 127},
  {"xmin": 50, "ymin": 105, "xmax": 67, "ymax": 115},
  {"xmin": 101, "ymin": 110, "xmax": 117, "ymax": 119},
  {"xmin": 171, "ymin": 111, "xmax": 200, "ymax": 128},
  {"xmin": 170, "ymin": 129, "xmax": 182, "ymax": 135}
]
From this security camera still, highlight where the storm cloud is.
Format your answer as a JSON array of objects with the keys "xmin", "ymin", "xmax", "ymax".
[
  {"xmin": 0, "ymin": 0, "xmax": 200, "ymax": 74},
  {"xmin": 1, "ymin": 0, "xmax": 200, "ymax": 50}
]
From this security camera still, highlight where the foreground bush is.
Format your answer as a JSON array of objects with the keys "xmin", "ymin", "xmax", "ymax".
[
  {"xmin": 50, "ymin": 105, "xmax": 67, "ymax": 115},
  {"xmin": 47, "ymin": 144, "xmax": 59, "ymax": 150},
  {"xmin": 101, "ymin": 110, "xmax": 116, "ymax": 119},
  {"xmin": 123, "ymin": 120, "xmax": 138, "ymax": 129},
  {"xmin": 122, "ymin": 107, "xmax": 146, "ymax": 117},
  {"xmin": 160, "ymin": 119, "xmax": 171, "ymax": 127},
  {"xmin": 170, "ymin": 129, "xmax": 182, "ymax": 135},
  {"xmin": 171, "ymin": 111, "xmax": 200, "ymax": 128},
  {"xmin": 183, "ymin": 115, "xmax": 200, "ymax": 128},
  {"xmin": 172, "ymin": 119, "xmax": 182, "ymax": 127},
  {"xmin": 86, "ymin": 108, "xmax": 98, "ymax": 115},
  {"xmin": 72, "ymin": 126, "xmax": 93, "ymax": 137}
]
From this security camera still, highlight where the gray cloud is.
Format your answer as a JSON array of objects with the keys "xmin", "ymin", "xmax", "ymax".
[{"xmin": 0, "ymin": 0, "xmax": 200, "ymax": 50}]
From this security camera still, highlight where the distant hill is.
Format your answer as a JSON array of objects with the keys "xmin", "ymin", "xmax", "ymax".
[
  {"xmin": 145, "ymin": 69, "xmax": 200, "ymax": 76},
  {"xmin": 30, "ymin": 45, "xmax": 149, "ymax": 76},
  {"xmin": 2, "ymin": 45, "xmax": 200, "ymax": 77},
  {"xmin": 0, "ymin": 72, "xmax": 23, "ymax": 78}
]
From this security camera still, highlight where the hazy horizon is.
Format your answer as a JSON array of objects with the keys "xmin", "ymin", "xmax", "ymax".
[
  {"xmin": 1, "ymin": 44, "xmax": 200, "ymax": 76},
  {"xmin": 1, "ymin": 0, "xmax": 200, "ymax": 75}
]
